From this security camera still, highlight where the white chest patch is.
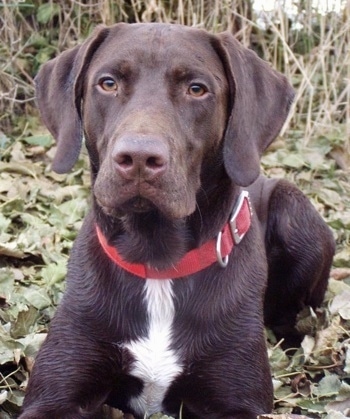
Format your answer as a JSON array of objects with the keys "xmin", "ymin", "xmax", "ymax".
[{"xmin": 124, "ymin": 278, "xmax": 182, "ymax": 417}]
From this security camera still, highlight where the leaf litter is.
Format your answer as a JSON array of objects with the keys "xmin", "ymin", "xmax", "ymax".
[{"xmin": 0, "ymin": 125, "xmax": 350, "ymax": 418}]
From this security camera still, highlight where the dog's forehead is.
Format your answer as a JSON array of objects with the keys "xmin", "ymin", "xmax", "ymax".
[
  {"xmin": 91, "ymin": 23, "xmax": 223, "ymax": 73},
  {"xmin": 105, "ymin": 23, "xmax": 213, "ymax": 52}
]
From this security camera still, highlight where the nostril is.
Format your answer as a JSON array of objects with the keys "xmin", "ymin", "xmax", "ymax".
[
  {"xmin": 116, "ymin": 154, "xmax": 133, "ymax": 168},
  {"xmin": 146, "ymin": 156, "xmax": 165, "ymax": 169}
]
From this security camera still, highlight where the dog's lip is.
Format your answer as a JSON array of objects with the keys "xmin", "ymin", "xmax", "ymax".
[
  {"xmin": 125, "ymin": 197, "xmax": 155, "ymax": 213},
  {"xmin": 94, "ymin": 181, "xmax": 194, "ymax": 219},
  {"xmin": 96, "ymin": 196, "xmax": 156, "ymax": 216}
]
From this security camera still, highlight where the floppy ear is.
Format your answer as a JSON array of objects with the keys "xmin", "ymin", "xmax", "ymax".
[
  {"xmin": 35, "ymin": 25, "xmax": 110, "ymax": 173},
  {"xmin": 213, "ymin": 32, "xmax": 295, "ymax": 186}
]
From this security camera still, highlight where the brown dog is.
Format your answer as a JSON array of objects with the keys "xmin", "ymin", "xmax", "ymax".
[{"xmin": 19, "ymin": 23, "xmax": 335, "ymax": 419}]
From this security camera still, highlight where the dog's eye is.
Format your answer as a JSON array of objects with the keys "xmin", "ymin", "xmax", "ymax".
[
  {"xmin": 99, "ymin": 78, "xmax": 118, "ymax": 92},
  {"xmin": 188, "ymin": 84, "xmax": 207, "ymax": 97}
]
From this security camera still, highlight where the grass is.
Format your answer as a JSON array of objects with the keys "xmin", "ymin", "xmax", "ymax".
[
  {"xmin": 1, "ymin": 1, "xmax": 350, "ymax": 418},
  {"xmin": 1, "ymin": 1, "xmax": 349, "ymax": 145}
]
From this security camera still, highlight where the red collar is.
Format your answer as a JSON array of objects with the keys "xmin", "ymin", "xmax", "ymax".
[{"xmin": 96, "ymin": 191, "xmax": 252, "ymax": 279}]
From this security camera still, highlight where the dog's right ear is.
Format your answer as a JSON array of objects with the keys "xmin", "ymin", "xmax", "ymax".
[
  {"xmin": 35, "ymin": 25, "xmax": 110, "ymax": 173},
  {"xmin": 212, "ymin": 32, "xmax": 294, "ymax": 187}
]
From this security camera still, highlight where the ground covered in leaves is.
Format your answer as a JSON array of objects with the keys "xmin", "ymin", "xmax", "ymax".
[{"xmin": 0, "ymin": 124, "xmax": 350, "ymax": 418}]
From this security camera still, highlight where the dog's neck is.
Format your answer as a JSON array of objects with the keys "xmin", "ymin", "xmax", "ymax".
[
  {"xmin": 94, "ymin": 175, "xmax": 241, "ymax": 271},
  {"xmin": 98, "ymin": 208, "xmax": 190, "ymax": 270},
  {"xmin": 96, "ymin": 189, "xmax": 252, "ymax": 278}
]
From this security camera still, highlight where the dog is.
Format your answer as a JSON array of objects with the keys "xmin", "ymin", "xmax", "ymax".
[{"xmin": 19, "ymin": 23, "xmax": 335, "ymax": 419}]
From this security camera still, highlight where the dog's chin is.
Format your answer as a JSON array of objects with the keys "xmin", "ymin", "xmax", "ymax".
[{"xmin": 97, "ymin": 196, "xmax": 195, "ymax": 221}]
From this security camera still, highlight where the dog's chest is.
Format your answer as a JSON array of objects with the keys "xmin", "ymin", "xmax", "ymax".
[{"xmin": 123, "ymin": 279, "xmax": 183, "ymax": 416}]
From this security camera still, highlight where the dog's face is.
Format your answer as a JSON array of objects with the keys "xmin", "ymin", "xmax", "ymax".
[
  {"xmin": 83, "ymin": 25, "xmax": 229, "ymax": 219},
  {"xmin": 35, "ymin": 23, "xmax": 294, "ymax": 221}
]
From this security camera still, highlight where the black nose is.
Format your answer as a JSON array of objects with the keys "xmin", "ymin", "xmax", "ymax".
[{"xmin": 112, "ymin": 135, "xmax": 169, "ymax": 181}]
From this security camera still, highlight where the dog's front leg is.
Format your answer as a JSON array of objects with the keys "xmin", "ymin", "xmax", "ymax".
[{"xmin": 18, "ymin": 319, "xmax": 117, "ymax": 419}]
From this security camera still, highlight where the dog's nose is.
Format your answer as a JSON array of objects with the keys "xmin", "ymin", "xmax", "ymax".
[{"xmin": 113, "ymin": 135, "xmax": 169, "ymax": 181}]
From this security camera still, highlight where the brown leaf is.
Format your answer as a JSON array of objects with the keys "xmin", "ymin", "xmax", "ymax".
[
  {"xmin": 291, "ymin": 373, "xmax": 312, "ymax": 397},
  {"xmin": 329, "ymin": 145, "xmax": 350, "ymax": 170},
  {"xmin": 331, "ymin": 268, "xmax": 350, "ymax": 281}
]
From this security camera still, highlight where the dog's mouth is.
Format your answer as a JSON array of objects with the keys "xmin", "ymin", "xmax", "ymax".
[
  {"xmin": 122, "ymin": 196, "xmax": 156, "ymax": 213},
  {"xmin": 97, "ymin": 196, "xmax": 157, "ymax": 217},
  {"xmin": 94, "ymin": 175, "xmax": 197, "ymax": 220}
]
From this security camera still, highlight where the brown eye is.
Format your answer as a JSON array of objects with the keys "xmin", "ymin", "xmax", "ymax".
[
  {"xmin": 188, "ymin": 84, "xmax": 206, "ymax": 97},
  {"xmin": 99, "ymin": 78, "xmax": 118, "ymax": 92}
]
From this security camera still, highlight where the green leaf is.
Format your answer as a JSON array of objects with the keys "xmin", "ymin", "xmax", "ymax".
[
  {"xmin": 0, "ymin": 269, "xmax": 15, "ymax": 300},
  {"xmin": 282, "ymin": 153, "xmax": 307, "ymax": 169},
  {"xmin": 314, "ymin": 375, "xmax": 342, "ymax": 398},
  {"xmin": 18, "ymin": 333, "xmax": 47, "ymax": 358},
  {"xmin": 330, "ymin": 291, "xmax": 350, "ymax": 319},
  {"xmin": 40, "ymin": 262, "xmax": 66, "ymax": 286},
  {"xmin": 10, "ymin": 306, "xmax": 39, "ymax": 339},
  {"xmin": 0, "ymin": 333, "xmax": 23, "ymax": 365},
  {"xmin": 6, "ymin": 390, "xmax": 24, "ymax": 407},
  {"xmin": 29, "ymin": 33, "xmax": 49, "ymax": 49},
  {"xmin": 324, "ymin": 411, "xmax": 348, "ymax": 419},
  {"xmin": 333, "ymin": 248, "xmax": 350, "ymax": 268},
  {"xmin": 0, "ymin": 132, "xmax": 11, "ymax": 151},
  {"xmin": 37, "ymin": 3, "xmax": 61, "ymax": 24},
  {"xmin": 22, "ymin": 135, "xmax": 53, "ymax": 148},
  {"xmin": 296, "ymin": 398, "xmax": 330, "ymax": 413},
  {"xmin": 22, "ymin": 287, "xmax": 51, "ymax": 311},
  {"xmin": 317, "ymin": 188, "xmax": 342, "ymax": 208},
  {"xmin": 0, "ymin": 213, "xmax": 11, "ymax": 233},
  {"xmin": 268, "ymin": 346, "xmax": 290, "ymax": 372},
  {"xmin": 0, "ymin": 390, "xmax": 8, "ymax": 405}
]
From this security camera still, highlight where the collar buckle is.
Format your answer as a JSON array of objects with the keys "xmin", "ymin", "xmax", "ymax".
[
  {"xmin": 229, "ymin": 190, "xmax": 252, "ymax": 245},
  {"xmin": 216, "ymin": 190, "xmax": 252, "ymax": 268}
]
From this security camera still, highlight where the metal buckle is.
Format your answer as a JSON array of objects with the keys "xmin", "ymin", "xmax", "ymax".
[
  {"xmin": 215, "ymin": 190, "xmax": 252, "ymax": 268},
  {"xmin": 229, "ymin": 190, "xmax": 251, "ymax": 245}
]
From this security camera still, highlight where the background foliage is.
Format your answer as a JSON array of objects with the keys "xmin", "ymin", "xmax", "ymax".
[{"xmin": 0, "ymin": 0, "xmax": 349, "ymax": 418}]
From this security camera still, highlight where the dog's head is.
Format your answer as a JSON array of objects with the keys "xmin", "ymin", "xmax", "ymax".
[{"xmin": 35, "ymin": 23, "xmax": 294, "ymax": 220}]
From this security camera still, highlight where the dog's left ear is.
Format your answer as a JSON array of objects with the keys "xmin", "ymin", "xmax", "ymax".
[
  {"xmin": 35, "ymin": 25, "xmax": 110, "ymax": 173},
  {"xmin": 212, "ymin": 32, "xmax": 295, "ymax": 186}
]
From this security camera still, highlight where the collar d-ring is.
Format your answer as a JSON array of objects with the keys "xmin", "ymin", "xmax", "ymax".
[{"xmin": 216, "ymin": 230, "xmax": 229, "ymax": 268}]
